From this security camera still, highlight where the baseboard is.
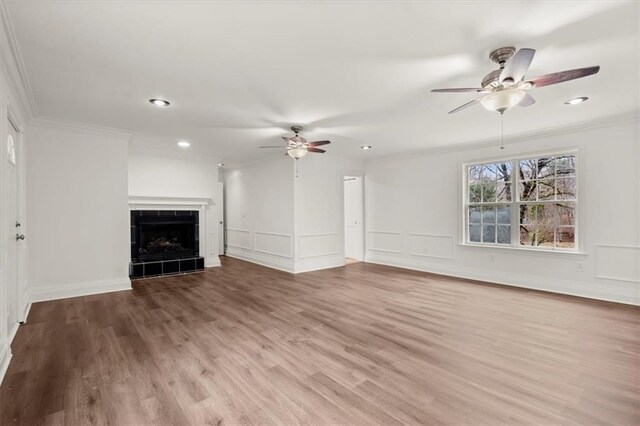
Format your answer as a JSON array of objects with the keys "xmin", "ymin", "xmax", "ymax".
[
  {"xmin": 226, "ymin": 247, "xmax": 295, "ymax": 273},
  {"xmin": 0, "ymin": 343, "xmax": 11, "ymax": 386},
  {"xmin": 21, "ymin": 287, "xmax": 32, "ymax": 322},
  {"xmin": 295, "ymin": 255, "xmax": 346, "ymax": 273},
  {"xmin": 30, "ymin": 277, "xmax": 132, "ymax": 303},
  {"xmin": 365, "ymin": 254, "xmax": 640, "ymax": 306},
  {"xmin": 8, "ymin": 322, "xmax": 19, "ymax": 345}
]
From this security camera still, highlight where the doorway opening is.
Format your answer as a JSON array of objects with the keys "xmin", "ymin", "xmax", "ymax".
[{"xmin": 344, "ymin": 176, "xmax": 364, "ymax": 263}]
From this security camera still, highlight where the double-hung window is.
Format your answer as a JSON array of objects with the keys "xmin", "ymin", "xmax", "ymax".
[{"xmin": 465, "ymin": 152, "xmax": 578, "ymax": 251}]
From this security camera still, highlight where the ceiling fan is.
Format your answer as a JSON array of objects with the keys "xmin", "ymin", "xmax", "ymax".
[
  {"xmin": 431, "ymin": 46, "xmax": 600, "ymax": 114},
  {"xmin": 260, "ymin": 125, "xmax": 331, "ymax": 159}
]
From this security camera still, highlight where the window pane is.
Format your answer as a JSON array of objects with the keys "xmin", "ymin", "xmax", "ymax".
[
  {"xmin": 469, "ymin": 225, "xmax": 481, "ymax": 242},
  {"xmin": 496, "ymin": 206, "xmax": 510, "ymax": 224},
  {"xmin": 556, "ymin": 227, "xmax": 575, "ymax": 248},
  {"xmin": 519, "ymin": 159, "xmax": 537, "ymax": 180},
  {"xmin": 482, "ymin": 164, "xmax": 497, "ymax": 182},
  {"xmin": 520, "ymin": 225, "xmax": 536, "ymax": 246},
  {"xmin": 497, "ymin": 225, "xmax": 511, "ymax": 244},
  {"xmin": 482, "ymin": 225, "xmax": 496, "ymax": 243},
  {"xmin": 556, "ymin": 203, "xmax": 575, "ymax": 226},
  {"xmin": 496, "ymin": 162, "xmax": 512, "ymax": 182},
  {"xmin": 555, "ymin": 155, "xmax": 576, "ymax": 177},
  {"xmin": 520, "ymin": 204, "xmax": 536, "ymax": 224},
  {"xmin": 518, "ymin": 180, "xmax": 537, "ymax": 201},
  {"xmin": 469, "ymin": 206, "xmax": 481, "ymax": 224},
  {"xmin": 482, "ymin": 183, "xmax": 497, "ymax": 202},
  {"xmin": 496, "ymin": 180, "xmax": 512, "ymax": 202},
  {"xmin": 520, "ymin": 204, "xmax": 555, "ymax": 247},
  {"xmin": 482, "ymin": 206, "xmax": 496, "ymax": 224},
  {"xmin": 556, "ymin": 177, "xmax": 576, "ymax": 200},
  {"xmin": 469, "ymin": 184, "xmax": 482, "ymax": 203},
  {"xmin": 537, "ymin": 157, "xmax": 555, "ymax": 179},
  {"xmin": 537, "ymin": 179, "xmax": 555, "ymax": 200},
  {"xmin": 468, "ymin": 165, "xmax": 482, "ymax": 184}
]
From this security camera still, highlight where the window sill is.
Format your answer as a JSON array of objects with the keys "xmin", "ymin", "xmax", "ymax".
[{"xmin": 458, "ymin": 243, "xmax": 588, "ymax": 257}]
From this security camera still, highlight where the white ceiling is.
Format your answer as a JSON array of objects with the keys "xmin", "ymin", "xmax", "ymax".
[{"xmin": 5, "ymin": 1, "xmax": 639, "ymax": 164}]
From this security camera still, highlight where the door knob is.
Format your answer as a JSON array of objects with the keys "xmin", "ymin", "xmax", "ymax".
[{"xmin": 16, "ymin": 234, "xmax": 25, "ymax": 241}]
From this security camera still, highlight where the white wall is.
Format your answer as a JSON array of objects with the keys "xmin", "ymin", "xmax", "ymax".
[
  {"xmin": 225, "ymin": 157, "xmax": 296, "ymax": 271},
  {"xmin": 26, "ymin": 121, "xmax": 131, "ymax": 302},
  {"xmin": 127, "ymin": 148, "xmax": 223, "ymax": 267},
  {"xmin": 224, "ymin": 155, "xmax": 364, "ymax": 273},
  {"xmin": 294, "ymin": 155, "xmax": 364, "ymax": 272},
  {"xmin": 364, "ymin": 120, "xmax": 640, "ymax": 305}
]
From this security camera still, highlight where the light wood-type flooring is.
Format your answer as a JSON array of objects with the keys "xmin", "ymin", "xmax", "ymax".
[{"xmin": 1, "ymin": 257, "xmax": 639, "ymax": 425}]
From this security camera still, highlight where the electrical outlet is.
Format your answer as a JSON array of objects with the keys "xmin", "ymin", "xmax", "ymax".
[
  {"xmin": 489, "ymin": 254, "xmax": 494, "ymax": 263},
  {"xmin": 577, "ymin": 262, "xmax": 584, "ymax": 272}
]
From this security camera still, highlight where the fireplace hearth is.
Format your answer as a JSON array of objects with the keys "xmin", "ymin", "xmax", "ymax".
[{"xmin": 130, "ymin": 210, "xmax": 204, "ymax": 278}]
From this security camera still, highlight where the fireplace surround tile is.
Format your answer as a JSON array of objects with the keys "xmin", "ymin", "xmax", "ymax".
[{"xmin": 130, "ymin": 209, "xmax": 203, "ymax": 279}]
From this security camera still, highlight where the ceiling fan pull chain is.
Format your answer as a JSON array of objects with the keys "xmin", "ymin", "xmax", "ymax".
[{"xmin": 500, "ymin": 112, "xmax": 505, "ymax": 150}]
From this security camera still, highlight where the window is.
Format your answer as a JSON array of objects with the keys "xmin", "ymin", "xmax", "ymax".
[{"xmin": 465, "ymin": 153, "xmax": 577, "ymax": 251}]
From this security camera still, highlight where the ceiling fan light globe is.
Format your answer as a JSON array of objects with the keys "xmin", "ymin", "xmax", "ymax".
[
  {"xmin": 480, "ymin": 89, "xmax": 526, "ymax": 113},
  {"xmin": 287, "ymin": 147, "xmax": 308, "ymax": 159}
]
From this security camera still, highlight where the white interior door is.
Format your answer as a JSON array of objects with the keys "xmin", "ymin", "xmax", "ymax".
[
  {"xmin": 218, "ymin": 181, "xmax": 225, "ymax": 255},
  {"xmin": 6, "ymin": 120, "xmax": 21, "ymax": 338},
  {"xmin": 344, "ymin": 176, "xmax": 364, "ymax": 261}
]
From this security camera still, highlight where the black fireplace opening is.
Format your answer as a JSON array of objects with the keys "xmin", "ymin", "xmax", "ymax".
[{"xmin": 131, "ymin": 210, "xmax": 199, "ymax": 262}]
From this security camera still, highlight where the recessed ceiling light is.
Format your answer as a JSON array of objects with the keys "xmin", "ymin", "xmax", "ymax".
[
  {"xmin": 218, "ymin": 163, "xmax": 224, "ymax": 167},
  {"xmin": 564, "ymin": 97, "xmax": 588, "ymax": 105},
  {"xmin": 177, "ymin": 141, "xmax": 190, "ymax": 148},
  {"xmin": 361, "ymin": 145, "xmax": 372, "ymax": 150},
  {"xmin": 149, "ymin": 98, "xmax": 170, "ymax": 107}
]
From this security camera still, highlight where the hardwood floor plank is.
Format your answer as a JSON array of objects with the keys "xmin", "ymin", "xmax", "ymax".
[{"xmin": 1, "ymin": 257, "xmax": 638, "ymax": 425}]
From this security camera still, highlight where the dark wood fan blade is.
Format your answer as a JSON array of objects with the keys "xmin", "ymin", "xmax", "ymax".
[
  {"xmin": 307, "ymin": 148, "xmax": 326, "ymax": 153},
  {"xmin": 448, "ymin": 97, "xmax": 481, "ymax": 114},
  {"xmin": 432, "ymin": 88, "xmax": 485, "ymax": 93},
  {"xmin": 308, "ymin": 140, "xmax": 331, "ymax": 147},
  {"xmin": 528, "ymin": 66, "xmax": 600, "ymax": 88},
  {"xmin": 518, "ymin": 93, "xmax": 536, "ymax": 107},
  {"xmin": 500, "ymin": 48, "xmax": 535, "ymax": 84}
]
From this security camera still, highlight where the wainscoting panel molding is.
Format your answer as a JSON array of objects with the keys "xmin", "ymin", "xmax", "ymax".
[
  {"xmin": 365, "ymin": 252, "xmax": 640, "ymax": 306},
  {"xmin": 367, "ymin": 230, "xmax": 403, "ymax": 254},
  {"xmin": 254, "ymin": 231, "xmax": 293, "ymax": 258},
  {"xmin": 298, "ymin": 233, "xmax": 340, "ymax": 259},
  {"xmin": 595, "ymin": 244, "xmax": 640, "ymax": 283},
  {"xmin": 408, "ymin": 233, "xmax": 454, "ymax": 260},
  {"xmin": 226, "ymin": 228, "xmax": 251, "ymax": 250}
]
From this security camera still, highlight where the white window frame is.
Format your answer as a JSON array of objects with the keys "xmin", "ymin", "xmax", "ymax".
[{"xmin": 462, "ymin": 150, "xmax": 580, "ymax": 253}]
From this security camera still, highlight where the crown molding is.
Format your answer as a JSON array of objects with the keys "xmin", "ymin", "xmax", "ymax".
[
  {"xmin": 128, "ymin": 144, "xmax": 221, "ymax": 162},
  {"xmin": 28, "ymin": 115, "xmax": 134, "ymax": 140},
  {"xmin": 0, "ymin": 1, "xmax": 36, "ymax": 119},
  {"xmin": 365, "ymin": 111, "xmax": 639, "ymax": 165}
]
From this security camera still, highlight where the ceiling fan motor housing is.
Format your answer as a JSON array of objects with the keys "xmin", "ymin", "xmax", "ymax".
[{"xmin": 482, "ymin": 47, "xmax": 517, "ymax": 89}]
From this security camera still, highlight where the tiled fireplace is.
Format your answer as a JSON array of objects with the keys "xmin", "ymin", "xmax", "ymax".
[{"xmin": 130, "ymin": 209, "xmax": 205, "ymax": 278}]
